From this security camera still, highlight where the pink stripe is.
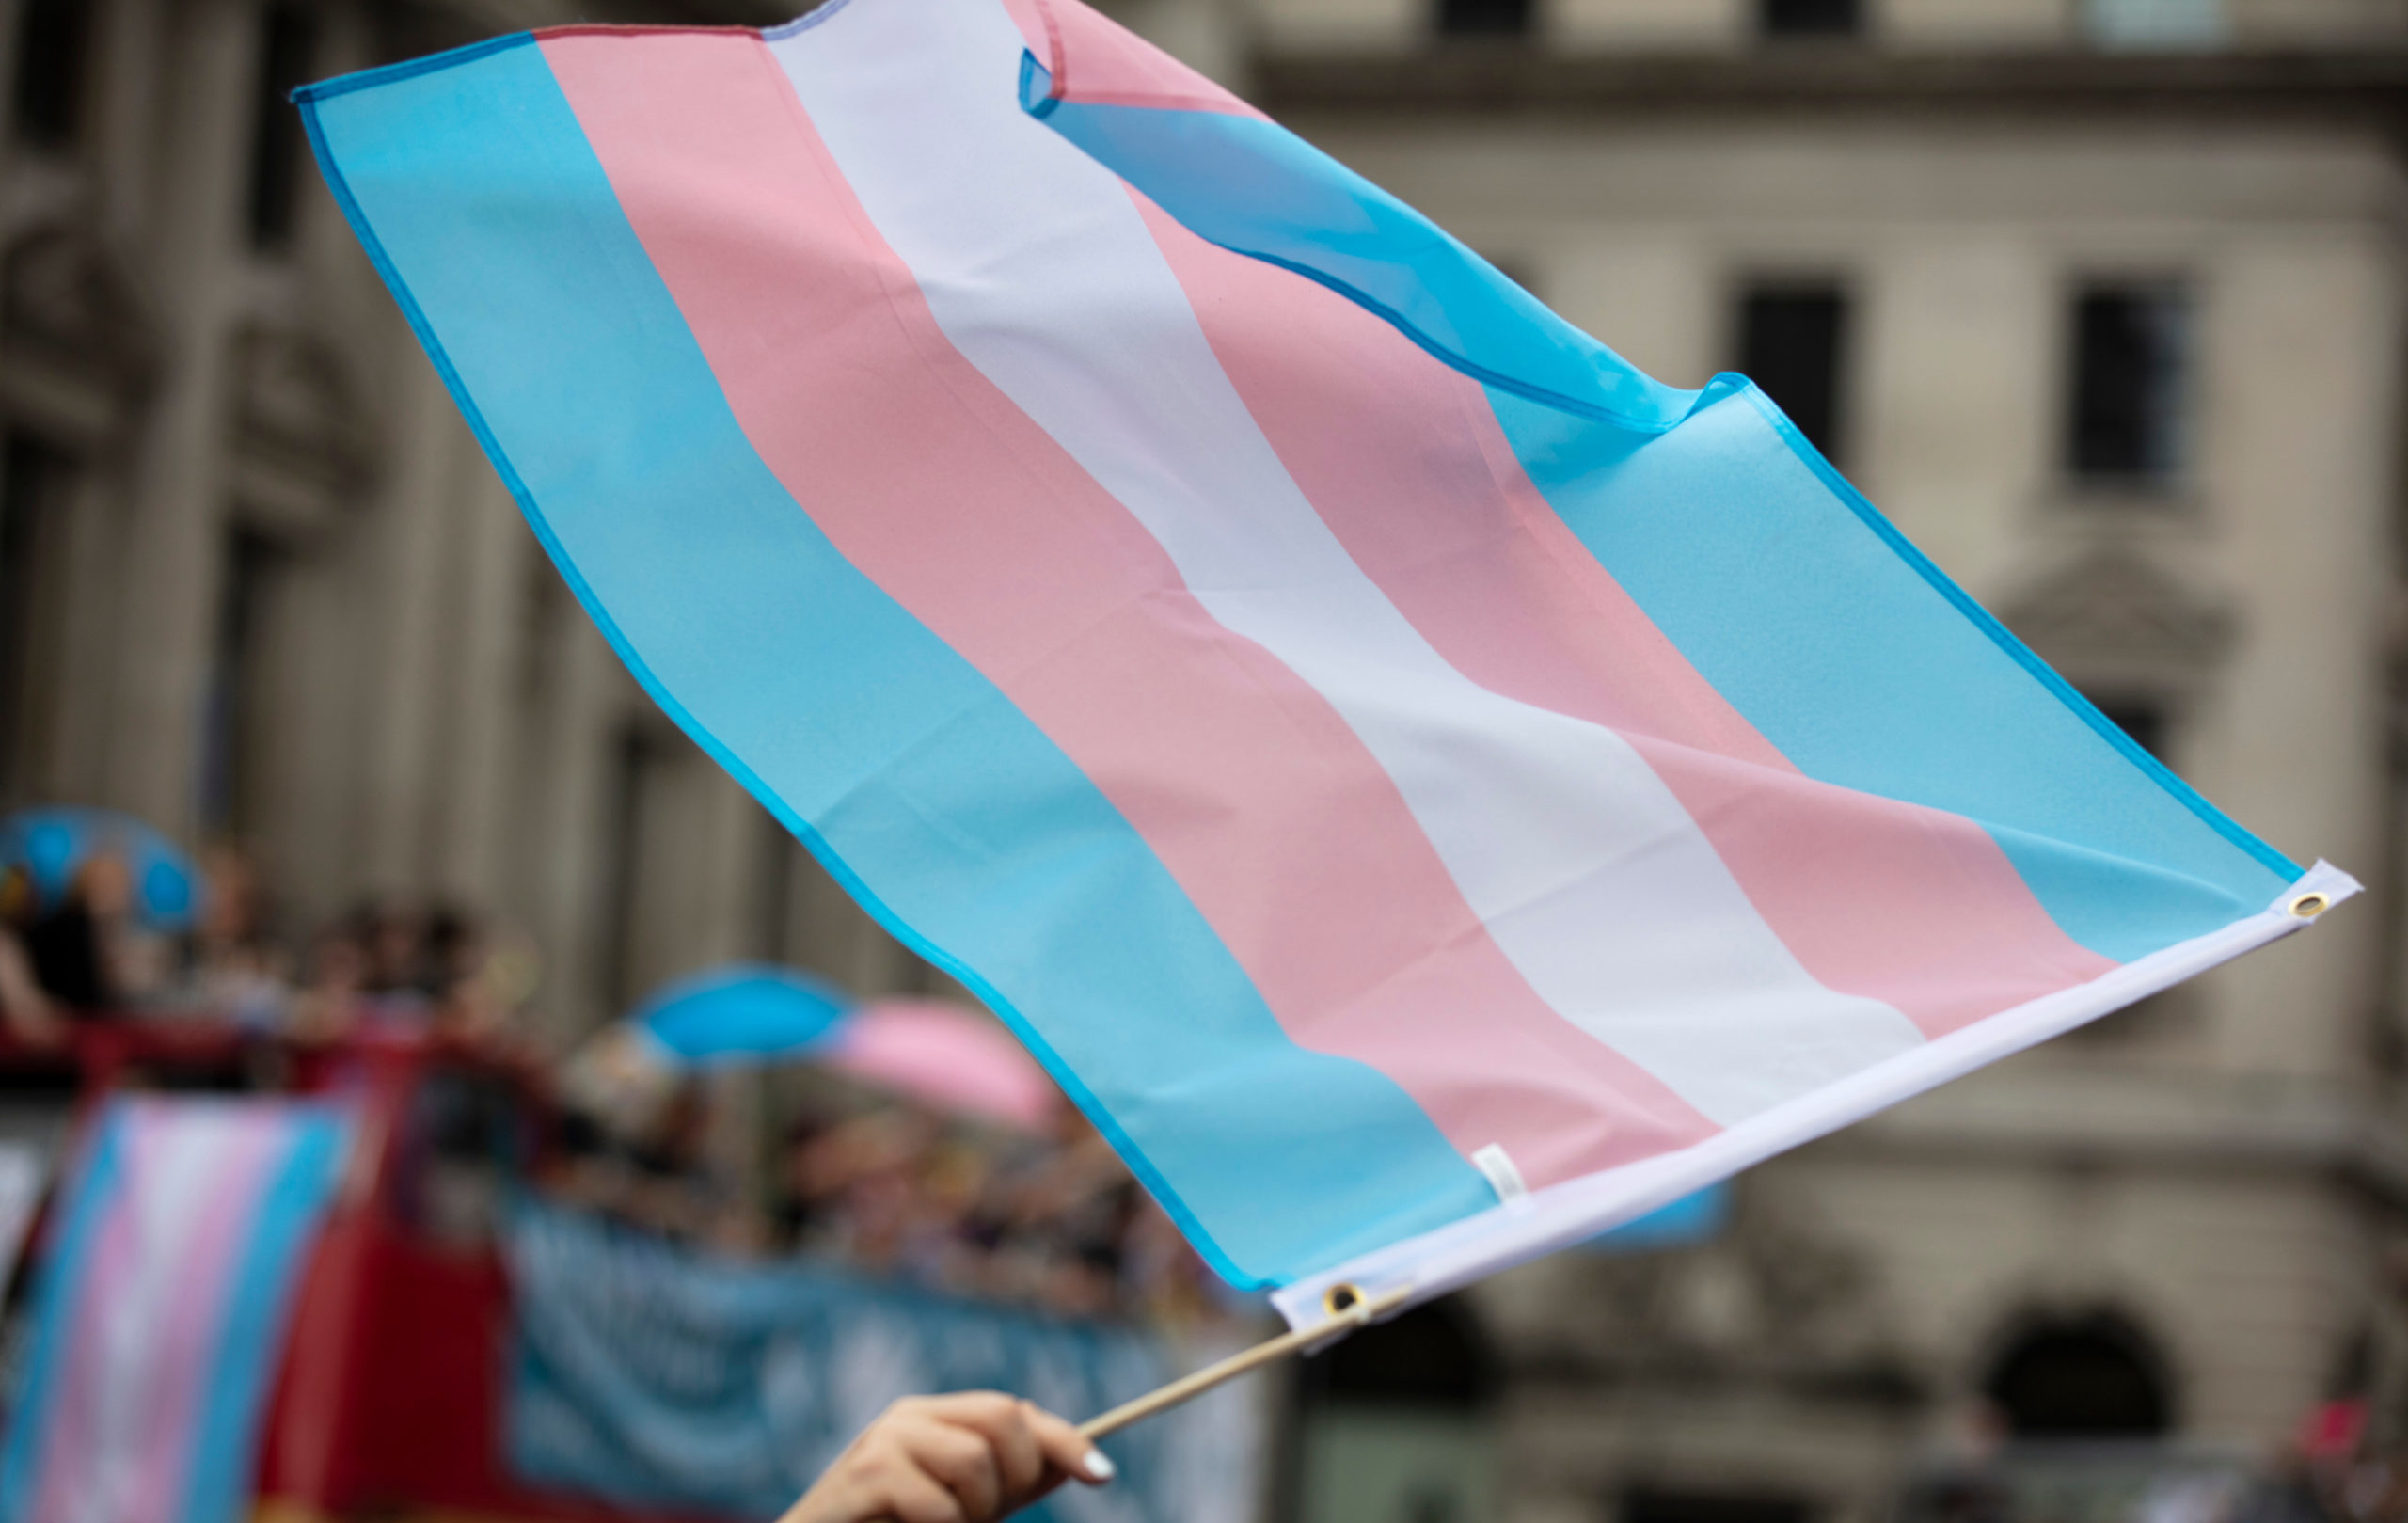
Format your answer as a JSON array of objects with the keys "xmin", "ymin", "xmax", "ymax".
[
  {"xmin": 1029, "ymin": 0, "xmax": 1269, "ymax": 119},
  {"xmin": 1127, "ymin": 195, "xmax": 2118, "ymax": 1036},
  {"xmin": 28, "ymin": 1106, "xmax": 288, "ymax": 1522},
  {"xmin": 540, "ymin": 30, "xmax": 1717, "ymax": 1187},
  {"xmin": 121, "ymin": 1114, "xmax": 287, "ymax": 1522},
  {"xmin": 998, "ymin": 0, "xmax": 1050, "ymax": 56}
]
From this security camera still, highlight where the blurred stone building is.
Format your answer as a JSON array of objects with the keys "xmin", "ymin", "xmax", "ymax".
[
  {"xmin": 1, "ymin": 1, "xmax": 2404, "ymax": 1521},
  {"xmin": 0, "ymin": 0, "xmax": 944, "ymax": 1045}
]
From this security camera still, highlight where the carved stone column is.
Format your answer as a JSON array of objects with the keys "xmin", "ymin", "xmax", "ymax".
[
  {"xmin": 103, "ymin": 0, "xmax": 257, "ymax": 837},
  {"xmin": 429, "ymin": 463, "xmax": 531, "ymax": 911},
  {"xmin": 1, "ymin": 223, "xmax": 155, "ymax": 802},
  {"xmin": 352, "ymin": 355, "xmax": 467, "ymax": 893}
]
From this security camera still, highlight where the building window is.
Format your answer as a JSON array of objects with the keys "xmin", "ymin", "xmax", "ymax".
[
  {"xmin": 1482, "ymin": 254, "xmax": 1539, "ymax": 301},
  {"xmin": 2067, "ymin": 281, "xmax": 2191, "ymax": 486},
  {"xmin": 246, "ymin": 5, "xmax": 318, "ymax": 250},
  {"xmin": 602, "ymin": 724, "xmax": 676, "ymax": 1013},
  {"xmin": 2086, "ymin": 692, "xmax": 2170, "ymax": 763},
  {"xmin": 1759, "ymin": 0, "xmax": 1861, "ymax": 39},
  {"xmin": 754, "ymin": 815, "xmax": 800, "ymax": 964},
  {"xmin": 0, "ymin": 436, "xmax": 72, "ymax": 803},
  {"xmin": 1436, "ymin": 0, "xmax": 1532, "ymax": 38},
  {"xmin": 2083, "ymin": 0, "xmax": 2226, "ymax": 50},
  {"xmin": 10, "ymin": 0, "xmax": 91, "ymax": 150},
  {"xmin": 1297, "ymin": 1296, "xmax": 1501, "ymax": 1523},
  {"xmin": 1737, "ymin": 280, "xmax": 1849, "ymax": 466},
  {"xmin": 199, "ymin": 530, "xmax": 284, "ymax": 840},
  {"xmin": 1986, "ymin": 1312, "xmax": 2174, "ymax": 1436}
]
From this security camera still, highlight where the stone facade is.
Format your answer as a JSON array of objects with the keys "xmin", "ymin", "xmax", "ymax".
[
  {"xmin": 0, "ymin": 0, "xmax": 941, "ymax": 1048},
  {"xmin": 3, "ymin": 2, "xmax": 2404, "ymax": 1521}
]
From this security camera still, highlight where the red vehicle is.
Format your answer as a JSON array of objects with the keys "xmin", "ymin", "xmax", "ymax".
[{"xmin": 0, "ymin": 1020, "xmax": 713, "ymax": 1523}]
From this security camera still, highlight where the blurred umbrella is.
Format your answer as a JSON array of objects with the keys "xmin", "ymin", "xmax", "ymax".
[
  {"xmin": 828, "ymin": 998, "xmax": 1060, "ymax": 1131},
  {"xmin": 0, "ymin": 806, "xmax": 200, "ymax": 931},
  {"xmin": 600, "ymin": 968, "xmax": 1060, "ymax": 1133},
  {"xmin": 629, "ymin": 962, "xmax": 854, "ymax": 1065}
]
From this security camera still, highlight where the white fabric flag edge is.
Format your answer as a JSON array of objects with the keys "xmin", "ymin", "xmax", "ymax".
[{"xmin": 1271, "ymin": 859, "xmax": 2361, "ymax": 1328}]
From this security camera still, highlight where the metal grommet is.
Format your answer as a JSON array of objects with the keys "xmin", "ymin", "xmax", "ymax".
[
  {"xmin": 1322, "ymin": 1282, "xmax": 1362, "ymax": 1316},
  {"xmin": 2289, "ymin": 892, "xmax": 2330, "ymax": 919}
]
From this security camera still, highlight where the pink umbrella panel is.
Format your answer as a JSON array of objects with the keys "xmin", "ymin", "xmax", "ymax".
[{"xmin": 828, "ymin": 999, "xmax": 1064, "ymax": 1133}]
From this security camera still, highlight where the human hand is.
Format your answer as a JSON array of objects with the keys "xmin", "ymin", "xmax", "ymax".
[{"xmin": 780, "ymin": 1393, "xmax": 1115, "ymax": 1523}]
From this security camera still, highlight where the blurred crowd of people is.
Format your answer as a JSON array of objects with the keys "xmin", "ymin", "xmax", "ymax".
[
  {"xmin": 555, "ymin": 1081, "xmax": 1236, "ymax": 1331},
  {"xmin": 775, "ymin": 1103, "xmax": 1228, "ymax": 1328},
  {"xmin": 0, "ymin": 813, "xmax": 1232, "ymax": 1331},
  {"xmin": 0, "ymin": 841, "xmax": 535, "ymax": 1050}
]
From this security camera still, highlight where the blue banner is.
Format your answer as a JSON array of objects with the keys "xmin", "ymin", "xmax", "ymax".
[{"xmin": 505, "ymin": 1202, "xmax": 1259, "ymax": 1523}]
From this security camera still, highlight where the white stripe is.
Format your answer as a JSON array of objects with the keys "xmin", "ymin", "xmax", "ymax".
[
  {"xmin": 1271, "ymin": 862, "xmax": 2361, "ymax": 1327},
  {"xmin": 767, "ymin": 0, "xmax": 1925, "ymax": 1127},
  {"xmin": 73, "ymin": 1107, "xmax": 252, "ymax": 1523}
]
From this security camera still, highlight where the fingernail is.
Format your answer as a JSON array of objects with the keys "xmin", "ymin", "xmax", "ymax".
[{"xmin": 1083, "ymin": 1450, "xmax": 1116, "ymax": 1483}]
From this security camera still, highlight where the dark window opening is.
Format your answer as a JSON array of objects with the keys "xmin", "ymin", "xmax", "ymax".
[
  {"xmin": 11, "ymin": 0, "xmax": 90, "ymax": 149},
  {"xmin": 2067, "ymin": 282, "xmax": 2190, "ymax": 484},
  {"xmin": 1738, "ymin": 281, "xmax": 1849, "ymax": 466},
  {"xmin": 2087, "ymin": 694, "xmax": 2170, "ymax": 763},
  {"xmin": 515, "ymin": 555, "xmax": 568, "ymax": 706},
  {"xmin": 246, "ymin": 5, "xmax": 318, "ymax": 250},
  {"xmin": 199, "ymin": 530, "xmax": 284, "ymax": 841},
  {"xmin": 0, "ymin": 437, "xmax": 55, "ymax": 800},
  {"xmin": 1290, "ymin": 1296, "xmax": 1500, "ymax": 1523},
  {"xmin": 1986, "ymin": 1313, "xmax": 2174, "ymax": 1437},
  {"xmin": 603, "ymin": 725, "xmax": 666, "ymax": 1014},
  {"xmin": 0, "ymin": 436, "xmax": 72, "ymax": 805},
  {"xmin": 1625, "ymin": 1491, "xmax": 1814, "ymax": 1523},
  {"xmin": 1482, "ymin": 255, "xmax": 1539, "ymax": 302},
  {"xmin": 755, "ymin": 814, "xmax": 800, "ymax": 963},
  {"xmin": 2331, "ymin": 1327, "xmax": 2375, "ymax": 1401},
  {"xmin": 1760, "ymin": 0, "xmax": 1861, "ymax": 38},
  {"xmin": 1405, "ymin": 1484, "xmax": 1465, "ymax": 1523},
  {"xmin": 1304, "ymin": 1293, "xmax": 1498, "ymax": 1408},
  {"xmin": 1437, "ymin": 0, "xmax": 1533, "ymax": 37}
]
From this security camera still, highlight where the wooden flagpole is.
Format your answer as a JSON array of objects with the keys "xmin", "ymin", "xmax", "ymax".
[{"xmin": 1079, "ymin": 1284, "xmax": 1414, "ymax": 1439}]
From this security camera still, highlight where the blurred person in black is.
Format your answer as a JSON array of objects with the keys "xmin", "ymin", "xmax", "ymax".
[
  {"xmin": 0, "ymin": 849, "xmax": 166, "ymax": 1039},
  {"xmin": 177, "ymin": 846, "xmax": 292, "ymax": 1031}
]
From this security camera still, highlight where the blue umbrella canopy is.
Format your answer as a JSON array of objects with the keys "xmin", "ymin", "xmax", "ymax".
[
  {"xmin": 627, "ymin": 963, "xmax": 857, "ymax": 1066},
  {"xmin": 0, "ymin": 807, "xmax": 200, "ymax": 933}
]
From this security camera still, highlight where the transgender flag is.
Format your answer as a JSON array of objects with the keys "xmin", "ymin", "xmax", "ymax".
[
  {"xmin": 0, "ymin": 1098, "xmax": 350, "ymax": 1523},
  {"xmin": 296, "ymin": 0, "xmax": 2352, "ymax": 1323}
]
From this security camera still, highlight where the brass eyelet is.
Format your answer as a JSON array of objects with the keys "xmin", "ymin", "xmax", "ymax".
[
  {"xmin": 2289, "ymin": 892, "xmax": 2330, "ymax": 919},
  {"xmin": 1322, "ymin": 1282, "xmax": 1363, "ymax": 1316}
]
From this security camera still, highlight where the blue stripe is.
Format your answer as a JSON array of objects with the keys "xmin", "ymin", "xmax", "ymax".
[
  {"xmin": 1026, "ymin": 67, "xmax": 1699, "ymax": 434},
  {"xmin": 0, "ymin": 1105, "xmax": 130, "ymax": 1523},
  {"xmin": 1488, "ymin": 384, "xmax": 2291, "ymax": 960},
  {"xmin": 1027, "ymin": 89, "xmax": 2297, "ymax": 961},
  {"xmin": 300, "ymin": 39, "xmax": 1495, "ymax": 1286},
  {"xmin": 182, "ymin": 1107, "xmax": 353, "ymax": 1523}
]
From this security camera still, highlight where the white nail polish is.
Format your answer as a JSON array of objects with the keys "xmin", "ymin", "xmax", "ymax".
[{"xmin": 1083, "ymin": 1451, "xmax": 1116, "ymax": 1483}]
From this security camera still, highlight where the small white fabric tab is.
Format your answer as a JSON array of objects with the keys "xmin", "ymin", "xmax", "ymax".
[{"xmin": 1472, "ymin": 1144, "xmax": 1528, "ymax": 1204}]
